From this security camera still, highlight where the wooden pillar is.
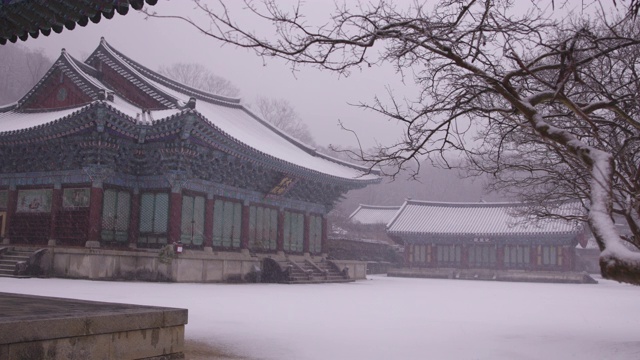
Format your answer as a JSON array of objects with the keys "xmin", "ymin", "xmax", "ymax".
[
  {"xmin": 128, "ymin": 189, "xmax": 140, "ymax": 248},
  {"xmin": 84, "ymin": 166, "xmax": 114, "ymax": 248},
  {"xmin": 86, "ymin": 184, "xmax": 104, "ymax": 247},
  {"xmin": 405, "ymin": 244, "xmax": 412, "ymax": 267},
  {"xmin": 276, "ymin": 209, "xmax": 284, "ymax": 254},
  {"xmin": 203, "ymin": 195, "xmax": 214, "ymax": 251},
  {"xmin": 496, "ymin": 244, "xmax": 504, "ymax": 270},
  {"xmin": 320, "ymin": 215, "xmax": 328, "ymax": 255},
  {"xmin": 48, "ymin": 184, "xmax": 62, "ymax": 246},
  {"xmin": 303, "ymin": 212, "xmax": 310, "ymax": 255},
  {"xmin": 168, "ymin": 190, "xmax": 182, "ymax": 244},
  {"xmin": 461, "ymin": 244, "xmax": 469, "ymax": 269},
  {"xmin": 530, "ymin": 245, "xmax": 539, "ymax": 270},
  {"xmin": 563, "ymin": 246, "xmax": 574, "ymax": 271},
  {"xmin": 3, "ymin": 186, "xmax": 17, "ymax": 244},
  {"xmin": 240, "ymin": 201, "xmax": 250, "ymax": 252}
]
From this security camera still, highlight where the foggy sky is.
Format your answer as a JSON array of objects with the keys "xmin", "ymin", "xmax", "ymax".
[{"xmin": 10, "ymin": 0, "xmax": 415, "ymax": 150}]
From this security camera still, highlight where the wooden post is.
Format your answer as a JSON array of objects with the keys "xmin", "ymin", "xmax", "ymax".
[
  {"xmin": 203, "ymin": 195, "xmax": 214, "ymax": 251},
  {"xmin": 84, "ymin": 166, "xmax": 113, "ymax": 248},
  {"xmin": 276, "ymin": 209, "xmax": 284, "ymax": 254},
  {"xmin": 320, "ymin": 215, "xmax": 328, "ymax": 256},
  {"xmin": 3, "ymin": 186, "xmax": 17, "ymax": 244},
  {"xmin": 496, "ymin": 244, "xmax": 504, "ymax": 270},
  {"xmin": 461, "ymin": 244, "xmax": 469, "ymax": 269},
  {"xmin": 48, "ymin": 184, "xmax": 62, "ymax": 246},
  {"xmin": 168, "ymin": 190, "xmax": 182, "ymax": 244},
  {"xmin": 86, "ymin": 184, "xmax": 103, "ymax": 247},
  {"xmin": 241, "ymin": 201, "xmax": 250, "ymax": 253},
  {"xmin": 128, "ymin": 189, "xmax": 140, "ymax": 248},
  {"xmin": 303, "ymin": 212, "xmax": 310, "ymax": 255}
]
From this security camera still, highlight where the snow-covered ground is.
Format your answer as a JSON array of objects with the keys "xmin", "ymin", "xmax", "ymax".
[{"xmin": 3, "ymin": 275, "xmax": 639, "ymax": 360}]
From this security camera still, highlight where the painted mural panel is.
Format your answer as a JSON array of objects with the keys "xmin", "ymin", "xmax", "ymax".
[
  {"xmin": 17, "ymin": 189, "xmax": 52, "ymax": 213},
  {"xmin": 63, "ymin": 188, "xmax": 90, "ymax": 208}
]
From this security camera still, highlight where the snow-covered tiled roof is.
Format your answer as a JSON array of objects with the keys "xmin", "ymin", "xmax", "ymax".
[
  {"xmin": 0, "ymin": 39, "xmax": 379, "ymax": 184},
  {"xmin": 93, "ymin": 39, "xmax": 378, "ymax": 182},
  {"xmin": 387, "ymin": 200, "xmax": 583, "ymax": 236},
  {"xmin": 349, "ymin": 204, "xmax": 401, "ymax": 225}
]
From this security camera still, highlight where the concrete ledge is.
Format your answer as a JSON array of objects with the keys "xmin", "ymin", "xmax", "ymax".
[
  {"xmin": 388, "ymin": 268, "xmax": 598, "ymax": 284},
  {"xmin": 0, "ymin": 292, "xmax": 187, "ymax": 360}
]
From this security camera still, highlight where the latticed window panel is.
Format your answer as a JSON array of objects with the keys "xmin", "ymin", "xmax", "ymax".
[
  {"xmin": 411, "ymin": 244, "xmax": 430, "ymax": 264},
  {"xmin": 283, "ymin": 211, "xmax": 304, "ymax": 252},
  {"xmin": 504, "ymin": 245, "xmax": 530, "ymax": 268},
  {"xmin": 101, "ymin": 189, "xmax": 130, "ymax": 243},
  {"xmin": 138, "ymin": 192, "xmax": 169, "ymax": 246},
  {"xmin": 180, "ymin": 195, "xmax": 205, "ymax": 246},
  {"xmin": 249, "ymin": 206, "xmax": 278, "ymax": 251},
  {"xmin": 308, "ymin": 215, "xmax": 322, "ymax": 254},
  {"xmin": 436, "ymin": 244, "xmax": 461, "ymax": 266},
  {"xmin": 468, "ymin": 245, "xmax": 497, "ymax": 268},
  {"xmin": 213, "ymin": 199, "xmax": 242, "ymax": 248},
  {"xmin": 540, "ymin": 245, "xmax": 562, "ymax": 266}
]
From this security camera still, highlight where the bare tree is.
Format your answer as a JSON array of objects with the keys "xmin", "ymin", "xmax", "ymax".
[
  {"xmin": 254, "ymin": 96, "xmax": 316, "ymax": 146},
  {"xmin": 146, "ymin": 1, "xmax": 640, "ymax": 284},
  {"xmin": 158, "ymin": 62, "xmax": 241, "ymax": 97},
  {"xmin": 0, "ymin": 46, "xmax": 51, "ymax": 105}
]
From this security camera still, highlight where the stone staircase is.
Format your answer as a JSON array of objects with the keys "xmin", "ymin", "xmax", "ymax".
[
  {"xmin": 262, "ymin": 257, "xmax": 353, "ymax": 284},
  {"xmin": 0, "ymin": 247, "xmax": 47, "ymax": 278}
]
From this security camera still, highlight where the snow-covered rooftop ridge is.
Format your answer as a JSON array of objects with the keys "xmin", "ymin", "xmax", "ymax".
[
  {"xmin": 97, "ymin": 37, "xmax": 241, "ymax": 106},
  {"xmin": 349, "ymin": 204, "xmax": 402, "ymax": 225},
  {"xmin": 0, "ymin": 102, "xmax": 18, "ymax": 113},
  {"xmin": 387, "ymin": 199, "xmax": 584, "ymax": 235}
]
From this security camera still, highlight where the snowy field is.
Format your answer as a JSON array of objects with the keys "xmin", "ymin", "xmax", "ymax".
[{"xmin": 2, "ymin": 275, "xmax": 640, "ymax": 360}]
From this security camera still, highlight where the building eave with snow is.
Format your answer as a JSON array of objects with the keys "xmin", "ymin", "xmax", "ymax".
[{"xmin": 0, "ymin": 39, "xmax": 379, "ymax": 281}]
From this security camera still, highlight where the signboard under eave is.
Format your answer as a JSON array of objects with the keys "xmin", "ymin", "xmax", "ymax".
[{"xmin": 266, "ymin": 176, "xmax": 298, "ymax": 199}]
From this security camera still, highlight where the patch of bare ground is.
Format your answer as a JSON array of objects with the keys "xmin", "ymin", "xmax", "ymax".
[{"xmin": 184, "ymin": 339, "xmax": 252, "ymax": 360}]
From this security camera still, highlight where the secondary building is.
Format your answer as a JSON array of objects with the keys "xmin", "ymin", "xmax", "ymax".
[{"xmin": 386, "ymin": 199, "xmax": 595, "ymax": 283}]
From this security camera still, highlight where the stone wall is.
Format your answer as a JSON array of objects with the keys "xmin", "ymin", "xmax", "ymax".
[
  {"xmin": 35, "ymin": 246, "xmax": 369, "ymax": 282},
  {"xmin": 0, "ymin": 293, "xmax": 187, "ymax": 360}
]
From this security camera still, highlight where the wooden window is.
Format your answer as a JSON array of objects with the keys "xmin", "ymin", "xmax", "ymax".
[
  {"xmin": 101, "ymin": 189, "xmax": 130, "ymax": 243},
  {"xmin": 308, "ymin": 214, "xmax": 323, "ymax": 254},
  {"xmin": 283, "ymin": 211, "xmax": 304, "ymax": 252},
  {"xmin": 213, "ymin": 199, "xmax": 242, "ymax": 248},
  {"xmin": 436, "ymin": 244, "xmax": 461, "ymax": 266},
  {"xmin": 504, "ymin": 245, "xmax": 530, "ymax": 268},
  {"xmin": 138, "ymin": 192, "xmax": 169, "ymax": 246},
  {"xmin": 180, "ymin": 194, "xmax": 205, "ymax": 246},
  {"xmin": 468, "ymin": 245, "xmax": 497, "ymax": 268},
  {"xmin": 249, "ymin": 205, "xmax": 278, "ymax": 251},
  {"xmin": 412, "ymin": 244, "xmax": 427, "ymax": 264},
  {"xmin": 541, "ymin": 245, "xmax": 559, "ymax": 266}
]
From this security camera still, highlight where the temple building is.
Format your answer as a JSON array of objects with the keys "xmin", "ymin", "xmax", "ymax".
[
  {"xmin": 0, "ymin": 39, "xmax": 379, "ymax": 282},
  {"xmin": 386, "ymin": 200, "xmax": 596, "ymax": 283}
]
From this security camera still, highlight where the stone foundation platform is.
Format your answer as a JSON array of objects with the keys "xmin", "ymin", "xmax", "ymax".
[
  {"xmin": 388, "ymin": 267, "xmax": 597, "ymax": 284},
  {"xmin": 0, "ymin": 292, "xmax": 187, "ymax": 359}
]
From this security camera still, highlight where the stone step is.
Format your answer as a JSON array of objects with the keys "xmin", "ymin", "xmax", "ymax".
[{"xmin": 2, "ymin": 255, "xmax": 29, "ymax": 261}]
